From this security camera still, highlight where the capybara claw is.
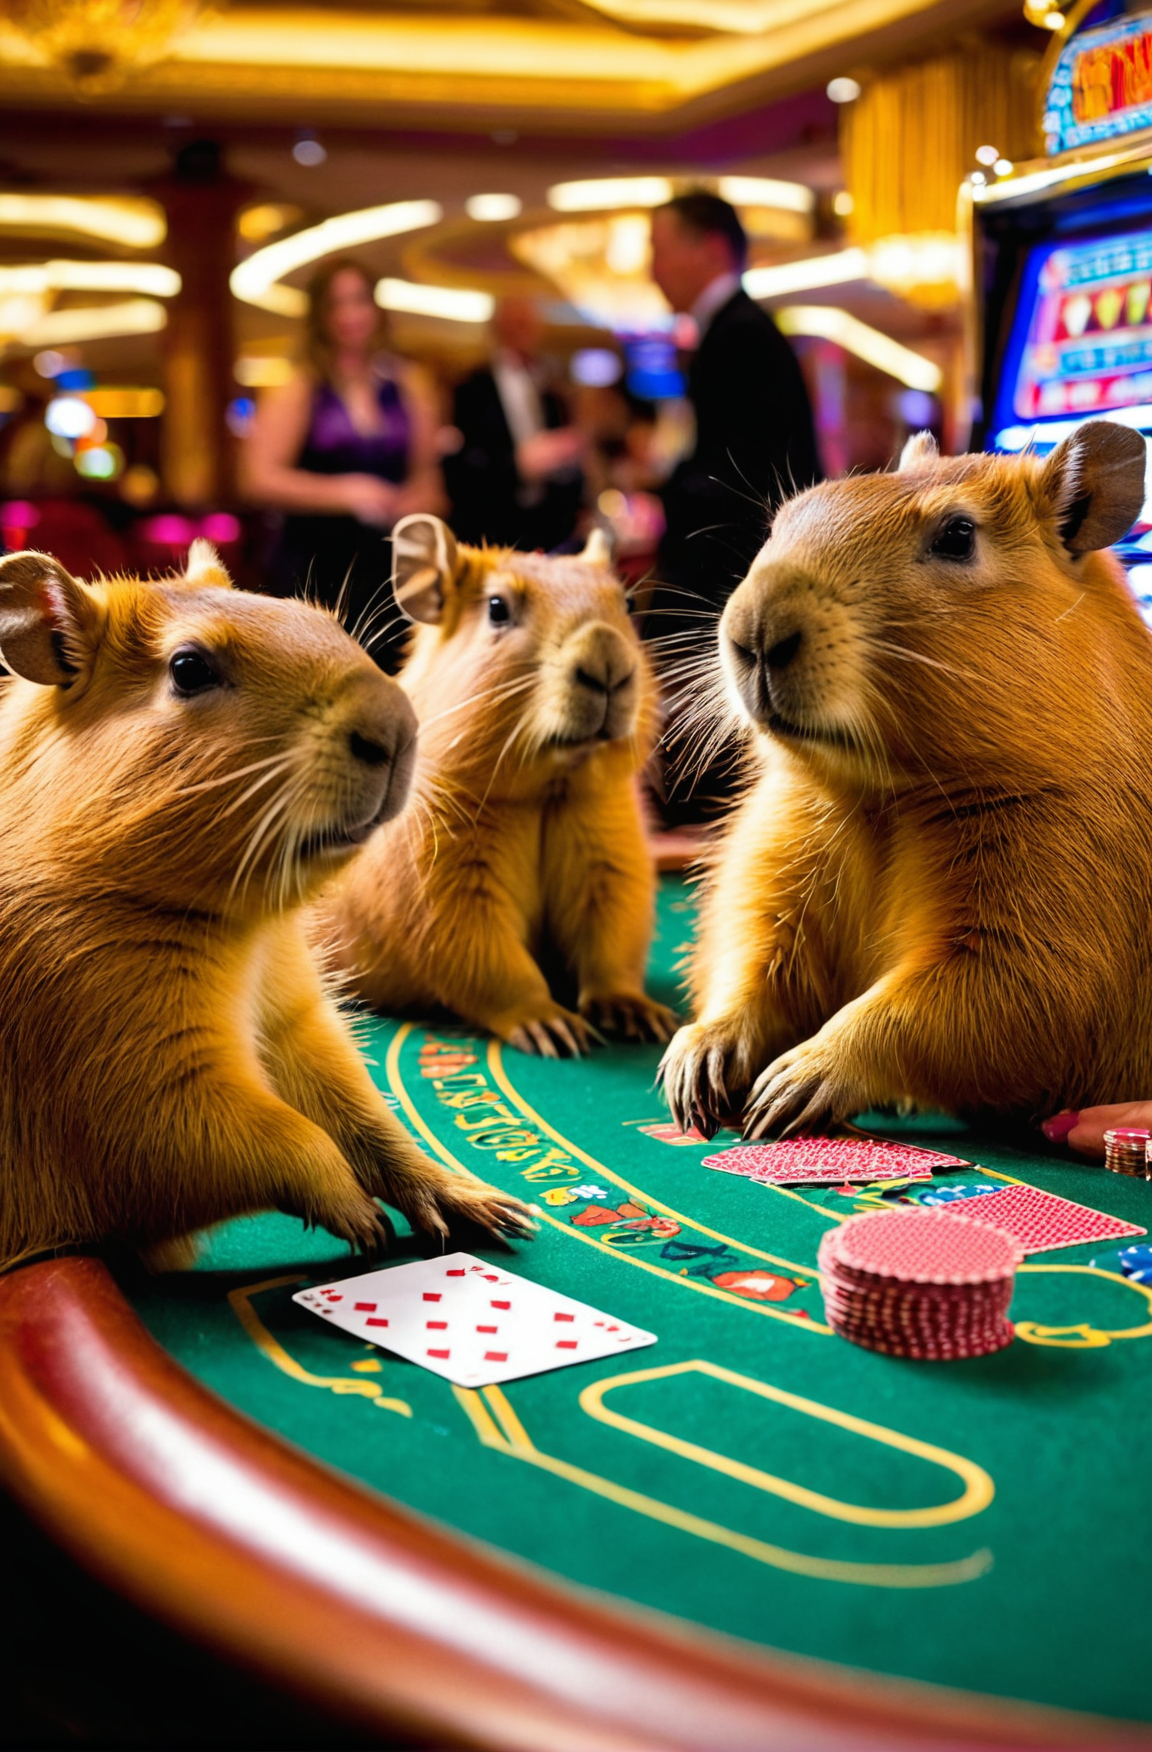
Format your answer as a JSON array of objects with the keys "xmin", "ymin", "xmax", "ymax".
[
  {"xmin": 582, "ymin": 992, "xmax": 678, "ymax": 1045},
  {"xmin": 504, "ymin": 1006, "xmax": 590, "ymax": 1058}
]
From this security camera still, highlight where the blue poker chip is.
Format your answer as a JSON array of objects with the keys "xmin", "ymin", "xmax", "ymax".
[
  {"xmin": 1118, "ymin": 1244, "xmax": 1152, "ymax": 1285},
  {"xmin": 917, "ymin": 1184, "xmax": 1000, "ymax": 1207}
]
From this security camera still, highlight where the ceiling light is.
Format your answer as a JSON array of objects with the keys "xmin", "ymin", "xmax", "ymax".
[
  {"xmin": 547, "ymin": 177, "xmax": 673, "ymax": 212},
  {"xmin": 19, "ymin": 299, "xmax": 168, "ymax": 347},
  {"xmin": 826, "ymin": 77, "xmax": 861, "ymax": 103},
  {"xmin": 375, "ymin": 279, "xmax": 494, "ymax": 323},
  {"xmin": 0, "ymin": 194, "xmax": 165, "ymax": 249},
  {"xmin": 0, "ymin": 261, "xmax": 180, "ymax": 298},
  {"xmin": 975, "ymin": 144, "xmax": 1000, "ymax": 166},
  {"xmin": 717, "ymin": 176, "xmax": 814, "ymax": 214},
  {"xmin": 832, "ymin": 191, "xmax": 854, "ymax": 217},
  {"xmin": 775, "ymin": 306, "xmax": 942, "ymax": 391},
  {"xmin": 1045, "ymin": 10, "xmax": 1065, "ymax": 26},
  {"xmin": 994, "ymin": 159, "xmax": 1014, "ymax": 177},
  {"xmin": 230, "ymin": 199, "xmax": 443, "ymax": 315},
  {"xmin": 465, "ymin": 193, "xmax": 523, "ymax": 222},
  {"xmin": 743, "ymin": 248, "xmax": 868, "ymax": 298},
  {"xmin": 33, "ymin": 349, "xmax": 66, "ymax": 377},
  {"xmin": 293, "ymin": 136, "xmax": 327, "ymax": 168}
]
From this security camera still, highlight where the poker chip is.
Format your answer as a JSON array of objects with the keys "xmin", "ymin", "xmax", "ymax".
[
  {"xmin": 1103, "ymin": 1127, "xmax": 1152, "ymax": 1179},
  {"xmin": 818, "ymin": 1208, "xmax": 1018, "ymax": 1361}
]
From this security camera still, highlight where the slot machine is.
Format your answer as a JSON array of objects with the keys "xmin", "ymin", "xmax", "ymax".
[{"xmin": 973, "ymin": 3, "xmax": 1152, "ymax": 619}]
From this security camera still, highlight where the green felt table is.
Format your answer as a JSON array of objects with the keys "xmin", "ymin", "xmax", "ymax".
[{"xmin": 104, "ymin": 875, "xmax": 1152, "ymax": 1742}]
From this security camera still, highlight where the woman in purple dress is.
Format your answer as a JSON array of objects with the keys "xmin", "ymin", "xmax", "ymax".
[{"xmin": 242, "ymin": 256, "xmax": 446, "ymax": 669}]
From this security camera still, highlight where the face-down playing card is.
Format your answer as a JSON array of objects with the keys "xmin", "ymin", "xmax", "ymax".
[{"xmin": 294, "ymin": 1252, "xmax": 657, "ymax": 1388}]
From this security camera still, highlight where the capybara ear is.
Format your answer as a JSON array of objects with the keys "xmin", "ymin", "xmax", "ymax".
[
  {"xmin": 184, "ymin": 538, "xmax": 232, "ymax": 589},
  {"xmin": 1038, "ymin": 420, "xmax": 1147, "ymax": 554},
  {"xmin": 0, "ymin": 550, "xmax": 100, "ymax": 689},
  {"xmin": 579, "ymin": 526, "xmax": 613, "ymax": 568},
  {"xmin": 392, "ymin": 513, "xmax": 459, "ymax": 624},
  {"xmin": 898, "ymin": 430, "xmax": 939, "ymax": 472}
]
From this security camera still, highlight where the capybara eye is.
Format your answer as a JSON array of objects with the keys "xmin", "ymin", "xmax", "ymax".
[
  {"xmin": 170, "ymin": 646, "xmax": 220, "ymax": 695},
  {"xmin": 488, "ymin": 597, "xmax": 511, "ymax": 626},
  {"xmin": 930, "ymin": 516, "xmax": 976, "ymax": 561}
]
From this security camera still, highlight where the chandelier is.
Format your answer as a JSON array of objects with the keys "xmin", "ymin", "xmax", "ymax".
[{"xmin": 6, "ymin": 0, "xmax": 216, "ymax": 93}]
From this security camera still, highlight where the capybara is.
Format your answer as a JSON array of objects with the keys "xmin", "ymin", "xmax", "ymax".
[{"xmin": 660, "ymin": 421, "xmax": 1152, "ymax": 1137}]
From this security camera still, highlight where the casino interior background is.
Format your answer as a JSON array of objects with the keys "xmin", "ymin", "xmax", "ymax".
[
  {"xmin": 5, "ymin": 4, "xmax": 1152, "ymax": 1751},
  {"xmin": 0, "ymin": 0, "xmax": 1047, "ymax": 580}
]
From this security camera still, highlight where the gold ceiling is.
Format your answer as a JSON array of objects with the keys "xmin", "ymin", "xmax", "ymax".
[{"xmin": 0, "ymin": 0, "xmax": 1020, "ymax": 130}]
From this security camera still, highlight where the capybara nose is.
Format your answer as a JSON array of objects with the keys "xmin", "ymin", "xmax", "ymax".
[
  {"xmin": 572, "ymin": 628, "xmax": 635, "ymax": 697},
  {"xmin": 766, "ymin": 629, "xmax": 803, "ymax": 673},
  {"xmin": 350, "ymin": 730, "xmax": 392, "ymax": 767}
]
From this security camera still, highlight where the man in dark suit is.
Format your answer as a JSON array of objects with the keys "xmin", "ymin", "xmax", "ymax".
[
  {"xmin": 444, "ymin": 296, "xmax": 585, "ymax": 552},
  {"xmin": 647, "ymin": 190, "xmax": 821, "ymax": 821}
]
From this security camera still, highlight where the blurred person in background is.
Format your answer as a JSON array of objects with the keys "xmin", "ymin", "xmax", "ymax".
[
  {"xmin": 242, "ymin": 256, "xmax": 445, "ymax": 670},
  {"xmin": 646, "ymin": 190, "xmax": 820, "ymax": 823},
  {"xmin": 649, "ymin": 190, "xmax": 820, "ymax": 632},
  {"xmin": 444, "ymin": 295, "xmax": 584, "ymax": 552}
]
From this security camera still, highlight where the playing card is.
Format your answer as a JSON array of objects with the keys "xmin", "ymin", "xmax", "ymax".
[
  {"xmin": 702, "ymin": 1137, "xmax": 965, "ymax": 1186},
  {"xmin": 932, "ymin": 1182, "xmax": 1146, "ymax": 1255},
  {"xmin": 293, "ymin": 1252, "xmax": 656, "ymax": 1388}
]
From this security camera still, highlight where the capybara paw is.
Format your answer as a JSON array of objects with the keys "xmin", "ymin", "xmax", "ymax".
[
  {"xmin": 438, "ymin": 1176, "xmax": 538, "ymax": 1242},
  {"xmin": 501, "ymin": 1004, "xmax": 591, "ymax": 1059},
  {"xmin": 580, "ymin": 991, "xmax": 678, "ymax": 1044},
  {"xmin": 312, "ymin": 1191, "xmax": 391, "ymax": 1255},
  {"xmin": 743, "ymin": 1039, "xmax": 849, "ymax": 1139},
  {"xmin": 657, "ymin": 1021, "xmax": 753, "ymax": 1138}
]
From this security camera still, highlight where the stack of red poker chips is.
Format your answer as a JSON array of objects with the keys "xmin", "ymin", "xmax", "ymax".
[{"xmin": 818, "ymin": 1208, "xmax": 1020, "ymax": 1360}]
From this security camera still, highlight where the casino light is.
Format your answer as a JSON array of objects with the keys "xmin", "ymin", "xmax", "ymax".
[
  {"xmin": 0, "ymin": 194, "xmax": 165, "ymax": 249},
  {"xmin": 230, "ymin": 199, "xmax": 443, "ymax": 316},
  {"xmin": 45, "ymin": 396, "xmax": 97, "ymax": 439},
  {"xmin": 571, "ymin": 348, "xmax": 623, "ymax": 387},
  {"xmin": 975, "ymin": 145, "xmax": 1000, "ymax": 166},
  {"xmin": 234, "ymin": 355, "xmax": 295, "ymax": 388},
  {"xmin": 743, "ymin": 248, "xmax": 868, "ymax": 299},
  {"xmin": 717, "ymin": 176, "xmax": 814, "ymax": 215},
  {"xmin": 994, "ymin": 159, "xmax": 1014, "ymax": 177},
  {"xmin": 826, "ymin": 76, "xmax": 861, "ymax": 103},
  {"xmin": 293, "ymin": 135, "xmax": 327, "ymax": 168},
  {"xmin": 75, "ymin": 445, "xmax": 123, "ymax": 481},
  {"xmin": 465, "ymin": 193, "xmax": 522, "ymax": 222},
  {"xmin": 375, "ymin": 279, "xmax": 494, "ymax": 323},
  {"xmin": 85, "ymin": 387, "xmax": 165, "ymax": 418},
  {"xmin": 547, "ymin": 177, "xmax": 673, "ymax": 212},
  {"xmin": 775, "ymin": 306, "xmax": 943, "ymax": 392},
  {"xmin": 0, "ymin": 261, "xmax": 180, "ymax": 298},
  {"xmin": 19, "ymin": 299, "xmax": 168, "ymax": 347}
]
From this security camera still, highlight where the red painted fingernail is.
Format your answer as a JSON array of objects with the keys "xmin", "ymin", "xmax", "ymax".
[{"xmin": 1041, "ymin": 1111, "xmax": 1080, "ymax": 1143}]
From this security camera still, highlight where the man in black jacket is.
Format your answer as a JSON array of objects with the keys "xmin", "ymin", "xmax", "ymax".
[
  {"xmin": 651, "ymin": 190, "xmax": 820, "ymax": 616},
  {"xmin": 444, "ymin": 296, "xmax": 585, "ymax": 552},
  {"xmin": 647, "ymin": 190, "xmax": 821, "ymax": 818}
]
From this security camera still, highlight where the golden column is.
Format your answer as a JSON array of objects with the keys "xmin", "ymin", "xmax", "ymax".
[
  {"xmin": 841, "ymin": 44, "xmax": 1042, "ymax": 290},
  {"xmin": 151, "ymin": 141, "xmax": 249, "ymax": 510}
]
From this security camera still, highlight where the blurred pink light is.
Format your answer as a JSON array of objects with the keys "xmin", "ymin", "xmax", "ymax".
[
  {"xmin": 141, "ymin": 515, "xmax": 196, "ymax": 545},
  {"xmin": 200, "ymin": 512, "xmax": 241, "ymax": 544},
  {"xmin": 1, "ymin": 502, "xmax": 41, "ymax": 530}
]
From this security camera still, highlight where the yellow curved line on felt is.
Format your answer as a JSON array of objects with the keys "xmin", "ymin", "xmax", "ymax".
[
  {"xmin": 579, "ymin": 1360, "xmax": 993, "ymax": 1530},
  {"xmin": 1014, "ymin": 1263, "xmax": 1152, "ymax": 1348},
  {"xmin": 228, "ymin": 1275, "xmax": 412, "ymax": 1415},
  {"xmin": 385, "ymin": 1025, "xmax": 832, "ymax": 1335},
  {"xmin": 450, "ymin": 1385, "xmax": 991, "ymax": 1589},
  {"xmin": 487, "ymin": 1039, "xmax": 818, "ymax": 1277}
]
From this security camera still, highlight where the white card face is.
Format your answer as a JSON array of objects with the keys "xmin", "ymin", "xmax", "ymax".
[{"xmin": 293, "ymin": 1252, "xmax": 656, "ymax": 1388}]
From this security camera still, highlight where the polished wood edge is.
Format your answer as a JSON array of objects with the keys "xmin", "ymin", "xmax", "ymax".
[{"xmin": 0, "ymin": 1256, "xmax": 1143, "ymax": 1752}]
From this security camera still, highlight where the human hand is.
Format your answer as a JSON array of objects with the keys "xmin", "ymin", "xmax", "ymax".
[
  {"xmin": 1041, "ymin": 1102, "xmax": 1152, "ymax": 1156},
  {"xmin": 516, "ymin": 427, "xmax": 585, "ymax": 483},
  {"xmin": 340, "ymin": 474, "xmax": 399, "ymax": 526}
]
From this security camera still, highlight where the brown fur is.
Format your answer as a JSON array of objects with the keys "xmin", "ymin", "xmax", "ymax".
[
  {"xmin": 0, "ymin": 541, "xmax": 532, "ymax": 1271},
  {"xmin": 660, "ymin": 422, "xmax": 1152, "ymax": 1136},
  {"xmin": 318, "ymin": 519, "xmax": 674, "ymax": 1056}
]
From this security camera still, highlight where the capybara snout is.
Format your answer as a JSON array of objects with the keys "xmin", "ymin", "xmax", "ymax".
[{"xmin": 559, "ymin": 620, "xmax": 638, "ymax": 743}]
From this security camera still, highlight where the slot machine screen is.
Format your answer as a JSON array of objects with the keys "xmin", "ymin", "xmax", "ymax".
[{"xmin": 989, "ymin": 223, "xmax": 1152, "ymax": 621}]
